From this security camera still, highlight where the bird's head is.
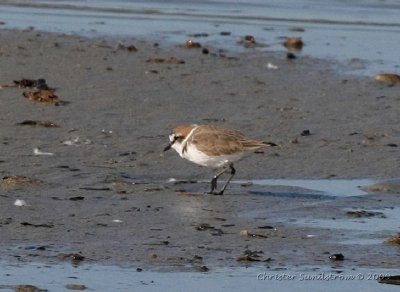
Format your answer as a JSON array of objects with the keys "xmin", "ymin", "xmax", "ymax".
[{"xmin": 163, "ymin": 124, "xmax": 197, "ymax": 152}]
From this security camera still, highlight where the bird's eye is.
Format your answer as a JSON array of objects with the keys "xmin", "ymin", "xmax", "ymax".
[{"xmin": 171, "ymin": 134, "xmax": 183, "ymax": 142}]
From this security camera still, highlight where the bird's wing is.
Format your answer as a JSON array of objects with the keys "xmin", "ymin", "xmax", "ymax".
[{"xmin": 189, "ymin": 126, "xmax": 264, "ymax": 156}]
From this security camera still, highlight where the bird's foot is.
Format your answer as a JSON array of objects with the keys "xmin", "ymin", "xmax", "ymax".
[{"xmin": 206, "ymin": 190, "xmax": 224, "ymax": 196}]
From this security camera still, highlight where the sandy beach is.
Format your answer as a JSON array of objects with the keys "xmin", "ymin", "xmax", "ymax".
[{"xmin": 1, "ymin": 27, "xmax": 400, "ymax": 279}]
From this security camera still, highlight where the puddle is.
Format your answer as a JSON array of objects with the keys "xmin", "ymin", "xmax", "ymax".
[
  {"xmin": 236, "ymin": 179, "xmax": 375, "ymax": 197},
  {"xmin": 292, "ymin": 207, "xmax": 400, "ymax": 233},
  {"xmin": 0, "ymin": 262, "xmax": 399, "ymax": 291}
]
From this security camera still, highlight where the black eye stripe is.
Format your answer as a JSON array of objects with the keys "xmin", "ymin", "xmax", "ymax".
[{"xmin": 174, "ymin": 135, "xmax": 183, "ymax": 141}]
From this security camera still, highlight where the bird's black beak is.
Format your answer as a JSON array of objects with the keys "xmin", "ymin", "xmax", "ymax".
[
  {"xmin": 164, "ymin": 135, "xmax": 180, "ymax": 152},
  {"xmin": 163, "ymin": 141, "xmax": 173, "ymax": 152}
]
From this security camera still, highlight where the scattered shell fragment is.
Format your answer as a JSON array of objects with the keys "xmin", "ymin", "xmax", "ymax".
[
  {"xmin": 101, "ymin": 129, "xmax": 113, "ymax": 136},
  {"xmin": 1, "ymin": 175, "xmax": 43, "ymax": 189},
  {"xmin": 237, "ymin": 250, "xmax": 266, "ymax": 262},
  {"xmin": 244, "ymin": 35, "xmax": 256, "ymax": 44},
  {"xmin": 267, "ymin": 62, "xmax": 278, "ymax": 70},
  {"xmin": 329, "ymin": 253, "xmax": 344, "ymax": 261},
  {"xmin": 346, "ymin": 210, "xmax": 385, "ymax": 218},
  {"xmin": 23, "ymin": 88, "xmax": 66, "ymax": 105},
  {"xmin": 34, "ymin": 147, "xmax": 54, "ymax": 156},
  {"xmin": 145, "ymin": 69, "xmax": 159, "ymax": 74},
  {"xmin": 146, "ymin": 57, "xmax": 185, "ymax": 64},
  {"xmin": 126, "ymin": 45, "xmax": 138, "ymax": 52},
  {"xmin": 199, "ymin": 266, "xmax": 209, "ymax": 272},
  {"xmin": 65, "ymin": 284, "xmax": 87, "ymax": 291},
  {"xmin": 237, "ymin": 255, "xmax": 261, "ymax": 262},
  {"xmin": 289, "ymin": 27, "xmax": 305, "ymax": 32},
  {"xmin": 202, "ymin": 48, "xmax": 209, "ymax": 54},
  {"xmin": 189, "ymin": 32, "xmax": 209, "ymax": 38},
  {"xmin": 378, "ymin": 275, "xmax": 400, "ymax": 285},
  {"xmin": 69, "ymin": 196, "xmax": 85, "ymax": 201},
  {"xmin": 375, "ymin": 73, "xmax": 400, "ymax": 85},
  {"xmin": 14, "ymin": 199, "xmax": 29, "ymax": 207},
  {"xmin": 14, "ymin": 78, "xmax": 50, "ymax": 89},
  {"xmin": 362, "ymin": 183, "xmax": 400, "ymax": 194},
  {"xmin": 62, "ymin": 137, "xmax": 91, "ymax": 146},
  {"xmin": 195, "ymin": 223, "xmax": 214, "ymax": 231},
  {"xmin": 17, "ymin": 120, "xmax": 59, "ymax": 128},
  {"xmin": 385, "ymin": 235, "xmax": 400, "ymax": 245},
  {"xmin": 238, "ymin": 35, "xmax": 258, "ymax": 48},
  {"xmin": 283, "ymin": 37, "xmax": 304, "ymax": 51},
  {"xmin": 185, "ymin": 39, "xmax": 202, "ymax": 49},
  {"xmin": 240, "ymin": 229, "xmax": 268, "ymax": 238},
  {"xmin": 240, "ymin": 230, "xmax": 249, "ymax": 237},
  {"xmin": 71, "ymin": 254, "xmax": 85, "ymax": 261},
  {"xmin": 21, "ymin": 222, "xmax": 54, "ymax": 228},
  {"xmin": 15, "ymin": 284, "xmax": 47, "ymax": 292},
  {"xmin": 1, "ymin": 78, "xmax": 51, "ymax": 90},
  {"xmin": 59, "ymin": 253, "xmax": 85, "ymax": 265}
]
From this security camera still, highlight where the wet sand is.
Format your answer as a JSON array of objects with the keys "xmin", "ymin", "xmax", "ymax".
[{"xmin": 1, "ymin": 28, "xmax": 400, "ymax": 272}]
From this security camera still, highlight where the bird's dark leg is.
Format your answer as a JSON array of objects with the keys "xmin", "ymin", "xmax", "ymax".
[
  {"xmin": 209, "ymin": 166, "xmax": 228, "ymax": 194},
  {"xmin": 217, "ymin": 163, "xmax": 235, "ymax": 195},
  {"xmin": 209, "ymin": 162, "xmax": 235, "ymax": 195}
]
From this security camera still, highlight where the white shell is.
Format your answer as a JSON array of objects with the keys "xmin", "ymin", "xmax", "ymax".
[{"xmin": 14, "ymin": 199, "xmax": 28, "ymax": 207}]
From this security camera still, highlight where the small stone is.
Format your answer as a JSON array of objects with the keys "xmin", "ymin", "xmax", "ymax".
[
  {"xmin": 237, "ymin": 255, "xmax": 260, "ymax": 262},
  {"xmin": 202, "ymin": 48, "xmax": 209, "ymax": 54},
  {"xmin": 199, "ymin": 265, "xmax": 209, "ymax": 272},
  {"xmin": 378, "ymin": 275, "xmax": 400, "ymax": 285},
  {"xmin": 65, "ymin": 284, "xmax": 86, "ymax": 290},
  {"xmin": 244, "ymin": 35, "xmax": 256, "ymax": 44},
  {"xmin": 185, "ymin": 39, "xmax": 201, "ymax": 49},
  {"xmin": 239, "ymin": 230, "xmax": 249, "ymax": 237},
  {"xmin": 283, "ymin": 37, "xmax": 304, "ymax": 51},
  {"xmin": 15, "ymin": 285, "xmax": 47, "ymax": 292},
  {"xmin": 126, "ymin": 45, "xmax": 137, "ymax": 52},
  {"xmin": 329, "ymin": 253, "xmax": 344, "ymax": 261},
  {"xmin": 14, "ymin": 199, "xmax": 28, "ymax": 207},
  {"xmin": 286, "ymin": 52, "xmax": 297, "ymax": 59},
  {"xmin": 385, "ymin": 235, "xmax": 400, "ymax": 245},
  {"xmin": 375, "ymin": 73, "xmax": 400, "ymax": 85}
]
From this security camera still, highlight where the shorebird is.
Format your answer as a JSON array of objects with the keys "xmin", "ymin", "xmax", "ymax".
[{"xmin": 164, "ymin": 124, "xmax": 276, "ymax": 195}]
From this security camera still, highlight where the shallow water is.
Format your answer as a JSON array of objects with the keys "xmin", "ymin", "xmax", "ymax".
[
  {"xmin": 0, "ymin": 262, "xmax": 399, "ymax": 292},
  {"xmin": 0, "ymin": 0, "xmax": 399, "ymax": 75},
  {"xmin": 294, "ymin": 207, "xmax": 400, "ymax": 232},
  {"xmin": 236, "ymin": 178, "xmax": 375, "ymax": 197}
]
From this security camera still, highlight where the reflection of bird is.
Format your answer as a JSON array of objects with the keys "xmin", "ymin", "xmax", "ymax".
[{"xmin": 164, "ymin": 124, "xmax": 277, "ymax": 195}]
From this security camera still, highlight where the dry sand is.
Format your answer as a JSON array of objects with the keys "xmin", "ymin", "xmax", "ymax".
[{"xmin": 0, "ymin": 29, "xmax": 400, "ymax": 271}]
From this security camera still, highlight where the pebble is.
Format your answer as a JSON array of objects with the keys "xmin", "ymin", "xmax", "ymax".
[
  {"xmin": 378, "ymin": 275, "xmax": 400, "ymax": 285},
  {"xmin": 385, "ymin": 235, "xmax": 400, "ymax": 245},
  {"xmin": 14, "ymin": 199, "xmax": 28, "ymax": 207},
  {"xmin": 283, "ymin": 37, "xmax": 304, "ymax": 51},
  {"xmin": 65, "ymin": 284, "xmax": 87, "ymax": 290},
  {"xmin": 329, "ymin": 253, "xmax": 344, "ymax": 261},
  {"xmin": 374, "ymin": 73, "xmax": 400, "ymax": 85},
  {"xmin": 15, "ymin": 285, "xmax": 47, "ymax": 292},
  {"xmin": 185, "ymin": 39, "xmax": 202, "ymax": 48}
]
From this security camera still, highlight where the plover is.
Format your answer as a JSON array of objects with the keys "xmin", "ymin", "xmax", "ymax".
[{"xmin": 164, "ymin": 124, "xmax": 276, "ymax": 195}]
